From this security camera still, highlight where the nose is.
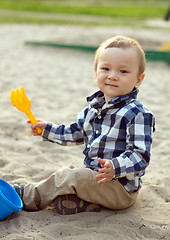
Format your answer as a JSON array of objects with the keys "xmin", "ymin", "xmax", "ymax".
[{"xmin": 108, "ymin": 71, "xmax": 118, "ymax": 80}]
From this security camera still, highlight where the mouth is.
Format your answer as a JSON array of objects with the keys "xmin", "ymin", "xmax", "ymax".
[{"xmin": 105, "ymin": 83, "xmax": 118, "ymax": 88}]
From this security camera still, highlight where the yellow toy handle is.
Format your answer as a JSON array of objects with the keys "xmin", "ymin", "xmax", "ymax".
[{"xmin": 25, "ymin": 111, "xmax": 42, "ymax": 135}]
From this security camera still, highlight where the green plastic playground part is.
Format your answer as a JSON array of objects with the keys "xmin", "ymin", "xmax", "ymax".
[
  {"xmin": 25, "ymin": 41, "xmax": 170, "ymax": 64},
  {"xmin": 145, "ymin": 50, "xmax": 170, "ymax": 64}
]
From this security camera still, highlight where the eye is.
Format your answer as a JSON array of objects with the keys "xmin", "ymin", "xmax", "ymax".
[
  {"xmin": 120, "ymin": 70, "xmax": 128, "ymax": 74},
  {"xmin": 101, "ymin": 67, "xmax": 109, "ymax": 71}
]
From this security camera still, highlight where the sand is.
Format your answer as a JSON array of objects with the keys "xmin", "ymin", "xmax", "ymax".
[{"xmin": 0, "ymin": 24, "xmax": 170, "ymax": 240}]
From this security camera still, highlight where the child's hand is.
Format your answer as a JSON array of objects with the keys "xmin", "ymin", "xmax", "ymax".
[
  {"xmin": 96, "ymin": 158, "xmax": 114, "ymax": 184},
  {"xmin": 27, "ymin": 120, "xmax": 46, "ymax": 136}
]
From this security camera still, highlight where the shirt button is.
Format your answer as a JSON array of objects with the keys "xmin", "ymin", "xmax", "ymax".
[{"xmin": 98, "ymin": 115, "xmax": 102, "ymax": 119}]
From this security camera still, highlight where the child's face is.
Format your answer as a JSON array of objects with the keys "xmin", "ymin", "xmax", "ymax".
[{"xmin": 95, "ymin": 47, "xmax": 144, "ymax": 103}]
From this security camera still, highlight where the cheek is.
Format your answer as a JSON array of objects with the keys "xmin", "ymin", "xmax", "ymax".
[
  {"xmin": 96, "ymin": 75, "xmax": 104, "ymax": 86},
  {"xmin": 96, "ymin": 71, "xmax": 105, "ymax": 80},
  {"xmin": 96, "ymin": 77, "xmax": 105, "ymax": 91}
]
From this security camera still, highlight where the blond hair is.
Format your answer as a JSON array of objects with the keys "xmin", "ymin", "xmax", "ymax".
[{"xmin": 94, "ymin": 36, "xmax": 146, "ymax": 76}]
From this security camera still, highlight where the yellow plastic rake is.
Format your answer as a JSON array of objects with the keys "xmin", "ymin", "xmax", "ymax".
[{"xmin": 10, "ymin": 86, "xmax": 42, "ymax": 134}]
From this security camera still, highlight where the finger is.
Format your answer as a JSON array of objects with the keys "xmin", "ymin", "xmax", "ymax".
[
  {"xmin": 97, "ymin": 178, "xmax": 108, "ymax": 184},
  {"xmin": 36, "ymin": 120, "xmax": 42, "ymax": 122},
  {"xmin": 32, "ymin": 126, "xmax": 36, "ymax": 130},
  {"xmin": 33, "ymin": 123, "xmax": 42, "ymax": 128},
  {"xmin": 104, "ymin": 163, "xmax": 110, "ymax": 168},
  {"xmin": 96, "ymin": 173, "xmax": 106, "ymax": 179},
  {"xmin": 98, "ymin": 167, "xmax": 110, "ymax": 174},
  {"xmin": 27, "ymin": 120, "xmax": 42, "ymax": 124},
  {"xmin": 31, "ymin": 126, "xmax": 38, "ymax": 132},
  {"xmin": 32, "ymin": 124, "xmax": 38, "ymax": 129},
  {"xmin": 33, "ymin": 129, "xmax": 39, "ymax": 136},
  {"xmin": 98, "ymin": 158, "xmax": 106, "ymax": 167},
  {"xmin": 97, "ymin": 172, "xmax": 112, "ymax": 180},
  {"xmin": 98, "ymin": 168, "xmax": 104, "ymax": 173},
  {"xmin": 97, "ymin": 174, "xmax": 113, "ymax": 184}
]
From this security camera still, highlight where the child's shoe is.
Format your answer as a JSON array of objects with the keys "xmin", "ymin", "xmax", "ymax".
[{"xmin": 53, "ymin": 194, "xmax": 101, "ymax": 215}]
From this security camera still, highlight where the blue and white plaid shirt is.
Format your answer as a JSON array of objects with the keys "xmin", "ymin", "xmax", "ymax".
[{"xmin": 42, "ymin": 89, "xmax": 155, "ymax": 192}]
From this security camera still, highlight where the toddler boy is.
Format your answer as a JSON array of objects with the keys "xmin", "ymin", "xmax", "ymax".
[{"xmin": 15, "ymin": 36, "xmax": 155, "ymax": 215}]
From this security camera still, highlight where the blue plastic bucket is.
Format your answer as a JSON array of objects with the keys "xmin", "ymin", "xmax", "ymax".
[{"xmin": 0, "ymin": 179, "xmax": 23, "ymax": 221}]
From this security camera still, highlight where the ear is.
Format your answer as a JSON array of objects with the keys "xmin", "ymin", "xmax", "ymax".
[
  {"xmin": 135, "ymin": 73, "xmax": 145, "ymax": 88},
  {"xmin": 94, "ymin": 68, "xmax": 98, "ymax": 80}
]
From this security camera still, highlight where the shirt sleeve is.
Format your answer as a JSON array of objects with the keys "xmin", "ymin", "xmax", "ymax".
[
  {"xmin": 42, "ymin": 107, "xmax": 88, "ymax": 146},
  {"xmin": 111, "ymin": 111, "xmax": 155, "ymax": 178}
]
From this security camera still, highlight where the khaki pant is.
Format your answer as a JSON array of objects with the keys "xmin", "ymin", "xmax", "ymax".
[{"xmin": 23, "ymin": 167, "xmax": 138, "ymax": 211}]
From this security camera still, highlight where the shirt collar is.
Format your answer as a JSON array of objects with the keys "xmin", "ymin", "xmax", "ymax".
[{"xmin": 87, "ymin": 89, "xmax": 139, "ymax": 109}]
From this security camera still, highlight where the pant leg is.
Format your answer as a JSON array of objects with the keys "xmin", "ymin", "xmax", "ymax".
[{"xmin": 23, "ymin": 167, "xmax": 138, "ymax": 211}]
